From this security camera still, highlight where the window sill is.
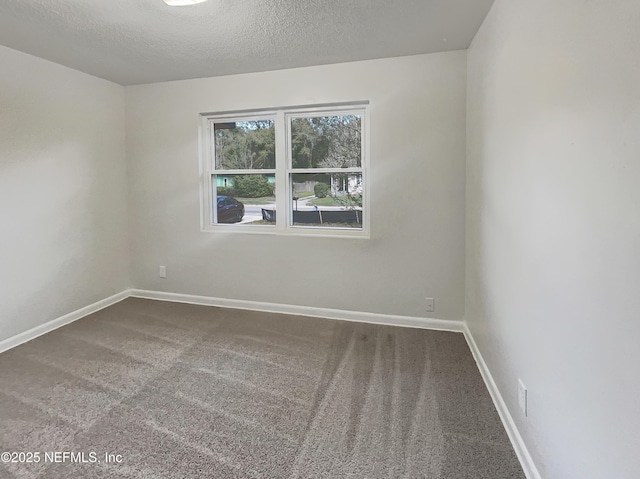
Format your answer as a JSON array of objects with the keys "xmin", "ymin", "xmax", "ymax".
[{"xmin": 200, "ymin": 224, "xmax": 370, "ymax": 239}]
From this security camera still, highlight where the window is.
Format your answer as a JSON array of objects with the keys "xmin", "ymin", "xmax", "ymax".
[
  {"xmin": 201, "ymin": 103, "xmax": 368, "ymax": 237},
  {"xmin": 210, "ymin": 117, "xmax": 277, "ymax": 225}
]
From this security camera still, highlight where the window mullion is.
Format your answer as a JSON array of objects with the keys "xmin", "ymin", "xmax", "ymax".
[
  {"xmin": 274, "ymin": 110, "xmax": 287, "ymax": 231},
  {"xmin": 210, "ymin": 174, "xmax": 218, "ymax": 224},
  {"xmin": 209, "ymin": 122, "xmax": 218, "ymax": 225}
]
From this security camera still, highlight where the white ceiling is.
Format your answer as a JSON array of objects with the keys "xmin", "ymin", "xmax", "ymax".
[{"xmin": 0, "ymin": 0, "xmax": 494, "ymax": 86}]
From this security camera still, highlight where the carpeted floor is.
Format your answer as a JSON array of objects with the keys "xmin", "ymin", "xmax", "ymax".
[{"xmin": 0, "ymin": 298, "xmax": 525, "ymax": 478}]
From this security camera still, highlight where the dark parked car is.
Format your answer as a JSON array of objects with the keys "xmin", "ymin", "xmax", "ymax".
[{"xmin": 217, "ymin": 195, "xmax": 244, "ymax": 223}]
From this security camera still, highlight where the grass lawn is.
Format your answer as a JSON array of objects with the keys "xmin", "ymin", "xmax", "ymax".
[
  {"xmin": 307, "ymin": 196, "xmax": 342, "ymax": 206},
  {"xmin": 236, "ymin": 196, "xmax": 276, "ymax": 205},
  {"xmin": 292, "ymin": 191, "xmax": 315, "ymax": 199}
]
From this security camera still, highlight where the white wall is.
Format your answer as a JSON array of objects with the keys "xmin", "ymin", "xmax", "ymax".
[
  {"xmin": 126, "ymin": 52, "xmax": 467, "ymax": 320},
  {"xmin": 466, "ymin": 1, "xmax": 640, "ymax": 478},
  {"xmin": 0, "ymin": 45, "xmax": 130, "ymax": 342}
]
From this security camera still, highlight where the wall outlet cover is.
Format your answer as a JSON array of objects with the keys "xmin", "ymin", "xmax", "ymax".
[{"xmin": 425, "ymin": 297, "xmax": 434, "ymax": 313}]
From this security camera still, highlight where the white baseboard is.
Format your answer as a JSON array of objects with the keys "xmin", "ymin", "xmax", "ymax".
[
  {"xmin": 0, "ymin": 288, "xmax": 463, "ymax": 355},
  {"xmin": 0, "ymin": 290, "xmax": 131, "ymax": 354},
  {"xmin": 129, "ymin": 289, "xmax": 465, "ymax": 333},
  {"xmin": 462, "ymin": 324, "xmax": 542, "ymax": 479}
]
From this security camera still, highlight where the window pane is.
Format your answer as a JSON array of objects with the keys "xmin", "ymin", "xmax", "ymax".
[
  {"xmin": 214, "ymin": 119, "xmax": 275, "ymax": 170},
  {"xmin": 291, "ymin": 114, "xmax": 361, "ymax": 169},
  {"xmin": 213, "ymin": 174, "xmax": 276, "ymax": 225},
  {"xmin": 290, "ymin": 173, "xmax": 363, "ymax": 229}
]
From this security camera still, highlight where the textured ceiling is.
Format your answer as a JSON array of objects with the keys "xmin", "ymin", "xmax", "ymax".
[{"xmin": 0, "ymin": 0, "xmax": 494, "ymax": 85}]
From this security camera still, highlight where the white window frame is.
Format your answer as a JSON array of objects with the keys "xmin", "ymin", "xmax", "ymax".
[{"xmin": 199, "ymin": 102, "xmax": 369, "ymax": 238}]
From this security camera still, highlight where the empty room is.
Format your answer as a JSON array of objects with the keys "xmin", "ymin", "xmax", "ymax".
[{"xmin": 1, "ymin": 1, "xmax": 638, "ymax": 478}]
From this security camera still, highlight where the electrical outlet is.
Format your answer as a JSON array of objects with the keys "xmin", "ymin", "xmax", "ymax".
[
  {"xmin": 425, "ymin": 297, "xmax": 434, "ymax": 313},
  {"xmin": 159, "ymin": 265, "xmax": 167, "ymax": 278},
  {"xmin": 518, "ymin": 379, "xmax": 528, "ymax": 416}
]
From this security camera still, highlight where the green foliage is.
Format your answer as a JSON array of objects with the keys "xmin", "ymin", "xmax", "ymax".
[
  {"xmin": 309, "ymin": 193, "xmax": 362, "ymax": 208},
  {"xmin": 314, "ymin": 182, "xmax": 331, "ymax": 198},
  {"xmin": 335, "ymin": 194, "xmax": 363, "ymax": 209},
  {"xmin": 291, "ymin": 115, "xmax": 362, "ymax": 169},
  {"xmin": 233, "ymin": 175, "xmax": 273, "ymax": 198},
  {"xmin": 214, "ymin": 116, "xmax": 361, "ymax": 172},
  {"xmin": 215, "ymin": 120, "xmax": 275, "ymax": 170},
  {"xmin": 217, "ymin": 186, "xmax": 235, "ymax": 196}
]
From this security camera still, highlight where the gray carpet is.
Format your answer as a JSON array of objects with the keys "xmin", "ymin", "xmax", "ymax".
[{"xmin": 0, "ymin": 298, "xmax": 524, "ymax": 478}]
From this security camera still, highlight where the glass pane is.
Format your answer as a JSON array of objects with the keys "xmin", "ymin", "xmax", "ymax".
[
  {"xmin": 213, "ymin": 174, "xmax": 276, "ymax": 225},
  {"xmin": 214, "ymin": 119, "xmax": 275, "ymax": 170},
  {"xmin": 291, "ymin": 114, "xmax": 362, "ymax": 169},
  {"xmin": 290, "ymin": 173, "xmax": 363, "ymax": 229}
]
